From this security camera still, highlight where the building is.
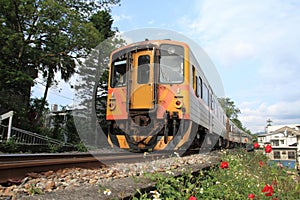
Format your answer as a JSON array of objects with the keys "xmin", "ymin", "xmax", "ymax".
[
  {"xmin": 257, "ymin": 124, "xmax": 300, "ymax": 169},
  {"xmin": 257, "ymin": 124, "xmax": 299, "ymax": 147}
]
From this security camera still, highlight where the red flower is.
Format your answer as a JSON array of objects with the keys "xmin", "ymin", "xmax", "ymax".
[
  {"xmin": 259, "ymin": 160, "xmax": 263, "ymax": 167},
  {"xmin": 253, "ymin": 142, "xmax": 260, "ymax": 149},
  {"xmin": 265, "ymin": 144, "xmax": 272, "ymax": 153},
  {"xmin": 262, "ymin": 184, "xmax": 274, "ymax": 196},
  {"xmin": 248, "ymin": 193, "xmax": 255, "ymax": 199},
  {"xmin": 188, "ymin": 196, "xmax": 197, "ymax": 200},
  {"xmin": 220, "ymin": 161, "xmax": 229, "ymax": 169}
]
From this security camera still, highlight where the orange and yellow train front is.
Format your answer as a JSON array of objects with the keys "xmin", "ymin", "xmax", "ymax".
[{"xmin": 106, "ymin": 40, "xmax": 193, "ymax": 151}]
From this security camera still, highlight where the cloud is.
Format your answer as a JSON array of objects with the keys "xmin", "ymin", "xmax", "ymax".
[
  {"xmin": 239, "ymin": 100, "xmax": 300, "ymax": 132},
  {"xmin": 185, "ymin": 0, "xmax": 300, "ymax": 68},
  {"xmin": 180, "ymin": 0, "xmax": 300, "ymax": 132},
  {"xmin": 113, "ymin": 14, "xmax": 132, "ymax": 23}
]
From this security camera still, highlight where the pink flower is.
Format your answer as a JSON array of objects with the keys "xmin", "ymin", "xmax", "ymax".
[
  {"xmin": 262, "ymin": 184, "xmax": 274, "ymax": 196},
  {"xmin": 248, "ymin": 193, "xmax": 255, "ymax": 199},
  {"xmin": 265, "ymin": 144, "xmax": 272, "ymax": 153},
  {"xmin": 259, "ymin": 160, "xmax": 263, "ymax": 167},
  {"xmin": 188, "ymin": 196, "xmax": 197, "ymax": 200},
  {"xmin": 220, "ymin": 161, "xmax": 229, "ymax": 169},
  {"xmin": 277, "ymin": 162, "xmax": 283, "ymax": 169},
  {"xmin": 253, "ymin": 142, "xmax": 260, "ymax": 149}
]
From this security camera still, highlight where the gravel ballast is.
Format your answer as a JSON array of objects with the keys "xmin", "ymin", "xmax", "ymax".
[{"xmin": 1, "ymin": 151, "xmax": 220, "ymax": 200}]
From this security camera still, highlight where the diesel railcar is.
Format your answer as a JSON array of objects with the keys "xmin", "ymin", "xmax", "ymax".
[{"xmin": 105, "ymin": 39, "xmax": 251, "ymax": 152}]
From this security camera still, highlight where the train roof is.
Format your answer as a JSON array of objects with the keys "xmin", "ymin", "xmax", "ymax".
[{"xmin": 110, "ymin": 39, "xmax": 190, "ymax": 60}]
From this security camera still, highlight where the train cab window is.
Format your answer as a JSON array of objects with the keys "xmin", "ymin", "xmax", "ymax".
[
  {"xmin": 159, "ymin": 44, "xmax": 184, "ymax": 83},
  {"xmin": 288, "ymin": 151, "xmax": 295, "ymax": 159},
  {"xmin": 274, "ymin": 151, "xmax": 281, "ymax": 159},
  {"xmin": 111, "ymin": 59, "xmax": 127, "ymax": 87},
  {"xmin": 137, "ymin": 55, "xmax": 150, "ymax": 84}
]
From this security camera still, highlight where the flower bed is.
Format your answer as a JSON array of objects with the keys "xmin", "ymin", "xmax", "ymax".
[{"xmin": 125, "ymin": 146, "xmax": 299, "ymax": 200}]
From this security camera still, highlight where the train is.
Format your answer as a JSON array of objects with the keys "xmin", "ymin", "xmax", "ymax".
[{"xmin": 105, "ymin": 39, "xmax": 252, "ymax": 152}]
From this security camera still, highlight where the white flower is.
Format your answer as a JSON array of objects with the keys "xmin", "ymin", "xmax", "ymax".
[
  {"xmin": 144, "ymin": 152, "xmax": 148, "ymax": 158},
  {"xmin": 166, "ymin": 170, "xmax": 174, "ymax": 175},
  {"xmin": 174, "ymin": 152, "xmax": 180, "ymax": 157},
  {"xmin": 103, "ymin": 189, "xmax": 111, "ymax": 196},
  {"xmin": 150, "ymin": 190, "xmax": 161, "ymax": 200},
  {"xmin": 200, "ymin": 188, "xmax": 204, "ymax": 194},
  {"xmin": 216, "ymin": 181, "xmax": 220, "ymax": 184}
]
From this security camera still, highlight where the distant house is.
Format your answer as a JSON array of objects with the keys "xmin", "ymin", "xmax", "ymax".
[
  {"xmin": 257, "ymin": 124, "xmax": 300, "ymax": 170},
  {"xmin": 257, "ymin": 124, "xmax": 299, "ymax": 147}
]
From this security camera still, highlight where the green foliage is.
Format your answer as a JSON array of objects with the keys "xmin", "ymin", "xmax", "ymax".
[
  {"xmin": 218, "ymin": 97, "xmax": 251, "ymax": 134},
  {"xmin": 218, "ymin": 97, "xmax": 241, "ymax": 120},
  {"xmin": 130, "ymin": 149, "xmax": 299, "ymax": 199},
  {"xmin": 47, "ymin": 143, "xmax": 60, "ymax": 153},
  {"xmin": 0, "ymin": 0, "xmax": 120, "ymax": 130},
  {"xmin": 26, "ymin": 184, "xmax": 43, "ymax": 196},
  {"xmin": 2, "ymin": 136, "xmax": 18, "ymax": 152},
  {"xmin": 75, "ymin": 141, "xmax": 88, "ymax": 152}
]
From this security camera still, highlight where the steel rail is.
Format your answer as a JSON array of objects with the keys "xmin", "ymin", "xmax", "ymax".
[{"xmin": 0, "ymin": 152, "xmax": 170, "ymax": 183}]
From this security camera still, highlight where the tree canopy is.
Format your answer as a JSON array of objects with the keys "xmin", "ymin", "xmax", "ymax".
[
  {"xmin": 218, "ymin": 97, "xmax": 251, "ymax": 134},
  {"xmin": 0, "ymin": 0, "xmax": 120, "ymax": 129}
]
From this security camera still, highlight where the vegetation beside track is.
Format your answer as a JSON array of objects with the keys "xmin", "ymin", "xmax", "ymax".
[
  {"xmin": 0, "ymin": 141, "xmax": 87, "ymax": 153},
  {"xmin": 101, "ymin": 148, "xmax": 299, "ymax": 200}
]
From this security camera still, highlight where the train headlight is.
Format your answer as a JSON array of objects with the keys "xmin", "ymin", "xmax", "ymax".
[
  {"xmin": 109, "ymin": 99, "xmax": 116, "ymax": 111},
  {"xmin": 174, "ymin": 100, "xmax": 183, "ymax": 108}
]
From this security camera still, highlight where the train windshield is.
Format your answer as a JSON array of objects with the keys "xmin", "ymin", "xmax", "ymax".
[
  {"xmin": 159, "ymin": 44, "xmax": 184, "ymax": 83},
  {"xmin": 111, "ymin": 59, "xmax": 127, "ymax": 87}
]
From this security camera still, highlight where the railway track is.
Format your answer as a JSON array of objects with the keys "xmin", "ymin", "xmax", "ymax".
[{"xmin": 0, "ymin": 151, "xmax": 172, "ymax": 184}]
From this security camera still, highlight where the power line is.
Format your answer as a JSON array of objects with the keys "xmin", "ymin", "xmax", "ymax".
[{"xmin": 33, "ymin": 81, "xmax": 80, "ymax": 103}]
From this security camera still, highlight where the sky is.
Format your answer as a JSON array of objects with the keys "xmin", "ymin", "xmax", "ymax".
[{"xmin": 32, "ymin": 0, "xmax": 300, "ymax": 133}]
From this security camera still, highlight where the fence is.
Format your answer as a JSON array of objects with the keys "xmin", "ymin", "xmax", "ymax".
[{"xmin": 0, "ymin": 124, "xmax": 64, "ymax": 145}]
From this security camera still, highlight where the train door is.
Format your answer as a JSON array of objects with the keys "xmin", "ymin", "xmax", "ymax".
[{"xmin": 129, "ymin": 50, "xmax": 155, "ymax": 109}]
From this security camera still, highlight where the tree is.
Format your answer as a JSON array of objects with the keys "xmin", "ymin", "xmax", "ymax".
[
  {"xmin": 218, "ymin": 97, "xmax": 249, "ymax": 132},
  {"xmin": 218, "ymin": 97, "xmax": 241, "ymax": 119},
  {"xmin": 0, "ymin": 0, "xmax": 120, "ymax": 128},
  {"xmin": 74, "ymin": 36, "xmax": 126, "ymax": 146}
]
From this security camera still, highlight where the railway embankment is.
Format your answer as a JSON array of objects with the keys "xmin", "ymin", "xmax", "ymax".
[{"xmin": 1, "ymin": 151, "xmax": 220, "ymax": 199}]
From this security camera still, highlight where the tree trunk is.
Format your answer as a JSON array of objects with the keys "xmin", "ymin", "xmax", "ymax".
[{"xmin": 37, "ymin": 68, "xmax": 54, "ymax": 123}]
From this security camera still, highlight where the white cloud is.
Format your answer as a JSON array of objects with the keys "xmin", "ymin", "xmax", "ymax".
[
  {"xmin": 186, "ymin": 0, "xmax": 300, "ymax": 68},
  {"xmin": 240, "ymin": 100, "xmax": 300, "ymax": 133},
  {"xmin": 113, "ymin": 14, "xmax": 132, "ymax": 23},
  {"xmin": 181, "ymin": 0, "xmax": 300, "ymax": 132}
]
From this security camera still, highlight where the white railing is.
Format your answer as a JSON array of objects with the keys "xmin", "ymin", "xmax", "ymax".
[
  {"xmin": 0, "ymin": 111, "xmax": 13, "ymax": 139},
  {"xmin": 0, "ymin": 125, "xmax": 64, "ymax": 145}
]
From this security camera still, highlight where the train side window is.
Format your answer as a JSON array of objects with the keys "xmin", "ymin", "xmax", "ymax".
[
  {"xmin": 192, "ymin": 66, "xmax": 196, "ymax": 93},
  {"xmin": 199, "ymin": 76, "xmax": 202, "ymax": 98},
  {"xmin": 202, "ymin": 83, "xmax": 209, "ymax": 105},
  {"xmin": 111, "ymin": 59, "xmax": 127, "ymax": 87},
  {"xmin": 273, "ymin": 151, "xmax": 281, "ymax": 159},
  {"xmin": 195, "ymin": 76, "xmax": 199, "ymax": 97},
  {"xmin": 137, "ymin": 55, "xmax": 150, "ymax": 84}
]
